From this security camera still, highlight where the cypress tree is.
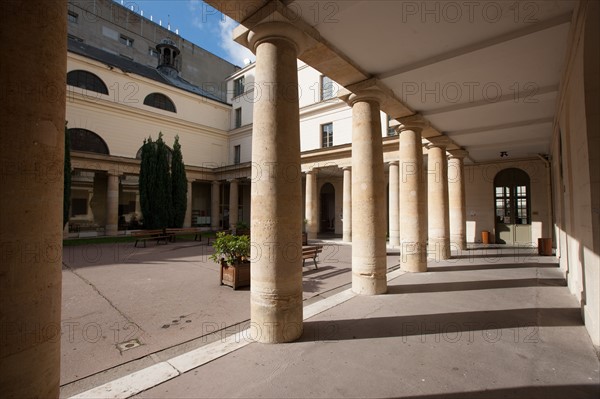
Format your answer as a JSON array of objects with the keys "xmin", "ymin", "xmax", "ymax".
[
  {"xmin": 63, "ymin": 123, "xmax": 71, "ymax": 228},
  {"xmin": 170, "ymin": 135, "xmax": 188, "ymax": 228},
  {"xmin": 154, "ymin": 133, "xmax": 172, "ymax": 229},
  {"xmin": 139, "ymin": 136, "xmax": 156, "ymax": 229}
]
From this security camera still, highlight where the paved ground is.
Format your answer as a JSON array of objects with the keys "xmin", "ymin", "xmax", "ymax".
[{"xmin": 60, "ymin": 239, "xmax": 600, "ymax": 398}]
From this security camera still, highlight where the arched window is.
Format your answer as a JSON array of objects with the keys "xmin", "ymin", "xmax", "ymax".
[
  {"xmin": 68, "ymin": 128, "xmax": 110, "ymax": 154},
  {"xmin": 143, "ymin": 93, "xmax": 176, "ymax": 113},
  {"xmin": 66, "ymin": 70, "xmax": 109, "ymax": 95}
]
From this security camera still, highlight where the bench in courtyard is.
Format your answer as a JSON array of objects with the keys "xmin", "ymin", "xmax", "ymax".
[{"xmin": 302, "ymin": 245, "xmax": 323, "ymax": 269}]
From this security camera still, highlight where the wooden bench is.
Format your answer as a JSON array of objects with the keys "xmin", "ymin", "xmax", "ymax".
[
  {"xmin": 165, "ymin": 228, "xmax": 202, "ymax": 242},
  {"xmin": 131, "ymin": 230, "xmax": 172, "ymax": 247},
  {"xmin": 302, "ymin": 245, "xmax": 323, "ymax": 269}
]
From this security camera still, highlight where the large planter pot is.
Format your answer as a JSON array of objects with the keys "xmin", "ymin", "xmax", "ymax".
[
  {"xmin": 302, "ymin": 232, "xmax": 308, "ymax": 246},
  {"xmin": 220, "ymin": 259, "xmax": 251, "ymax": 290}
]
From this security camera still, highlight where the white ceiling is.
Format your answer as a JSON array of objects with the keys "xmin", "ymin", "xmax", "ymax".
[{"xmin": 288, "ymin": 0, "xmax": 576, "ymax": 162}]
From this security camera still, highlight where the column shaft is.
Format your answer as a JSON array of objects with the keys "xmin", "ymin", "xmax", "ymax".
[
  {"xmin": 211, "ymin": 181, "xmax": 220, "ymax": 230},
  {"xmin": 184, "ymin": 181, "xmax": 193, "ymax": 227},
  {"xmin": 305, "ymin": 171, "xmax": 318, "ymax": 239},
  {"xmin": 427, "ymin": 145, "xmax": 451, "ymax": 260},
  {"xmin": 388, "ymin": 162, "xmax": 400, "ymax": 246},
  {"xmin": 229, "ymin": 179, "xmax": 239, "ymax": 229},
  {"xmin": 249, "ymin": 25, "xmax": 303, "ymax": 343},
  {"xmin": 342, "ymin": 167, "xmax": 352, "ymax": 242},
  {"xmin": 0, "ymin": 1, "xmax": 66, "ymax": 396},
  {"xmin": 351, "ymin": 98, "xmax": 387, "ymax": 295},
  {"xmin": 105, "ymin": 172, "xmax": 119, "ymax": 236},
  {"xmin": 448, "ymin": 154, "xmax": 467, "ymax": 250},
  {"xmin": 399, "ymin": 128, "xmax": 427, "ymax": 272}
]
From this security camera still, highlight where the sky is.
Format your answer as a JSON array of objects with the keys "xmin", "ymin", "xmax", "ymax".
[{"xmin": 114, "ymin": 0, "xmax": 255, "ymax": 67}]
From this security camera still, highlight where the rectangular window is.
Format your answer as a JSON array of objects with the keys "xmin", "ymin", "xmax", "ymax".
[
  {"xmin": 321, "ymin": 75, "xmax": 335, "ymax": 101},
  {"xmin": 233, "ymin": 77, "xmax": 245, "ymax": 97},
  {"xmin": 234, "ymin": 108, "xmax": 242, "ymax": 128},
  {"xmin": 234, "ymin": 145, "xmax": 241, "ymax": 165},
  {"xmin": 68, "ymin": 11, "xmax": 78, "ymax": 23},
  {"xmin": 119, "ymin": 34, "xmax": 134, "ymax": 47},
  {"xmin": 387, "ymin": 115, "xmax": 396, "ymax": 136},
  {"xmin": 321, "ymin": 123, "xmax": 333, "ymax": 148}
]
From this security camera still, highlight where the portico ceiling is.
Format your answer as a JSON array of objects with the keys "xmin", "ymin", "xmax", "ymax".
[{"xmin": 207, "ymin": 0, "xmax": 576, "ymax": 163}]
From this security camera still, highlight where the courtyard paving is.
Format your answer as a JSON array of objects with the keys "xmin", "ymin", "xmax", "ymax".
[{"xmin": 60, "ymin": 238, "xmax": 600, "ymax": 398}]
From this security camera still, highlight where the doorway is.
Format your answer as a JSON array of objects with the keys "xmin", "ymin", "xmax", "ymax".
[
  {"xmin": 494, "ymin": 168, "xmax": 532, "ymax": 245},
  {"xmin": 320, "ymin": 183, "xmax": 335, "ymax": 233}
]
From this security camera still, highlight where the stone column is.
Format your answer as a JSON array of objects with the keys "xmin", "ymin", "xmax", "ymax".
[
  {"xmin": 211, "ymin": 181, "xmax": 220, "ymax": 230},
  {"xmin": 348, "ymin": 93, "xmax": 387, "ymax": 295},
  {"xmin": 448, "ymin": 150, "xmax": 468, "ymax": 250},
  {"xmin": 105, "ymin": 171, "xmax": 120, "ymax": 236},
  {"xmin": 184, "ymin": 181, "xmax": 193, "ymax": 227},
  {"xmin": 305, "ymin": 170, "xmax": 318, "ymax": 240},
  {"xmin": 388, "ymin": 161, "xmax": 400, "ymax": 247},
  {"xmin": 397, "ymin": 115, "xmax": 428, "ymax": 272},
  {"xmin": 427, "ymin": 144, "xmax": 451, "ymax": 260},
  {"xmin": 229, "ymin": 179, "xmax": 239, "ymax": 229},
  {"xmin": 342, "ymin": 167, "xmax": 352, "ymax": 242},
  {"xmin": 247, "ymin": 22, "xmax": 306, "ymax": 343},
  {"xmin": 0, "ymin": 1, "xmax": 66, "ymax": 396}
]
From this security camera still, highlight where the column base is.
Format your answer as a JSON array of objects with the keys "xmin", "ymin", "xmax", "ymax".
[
  {"xmin": 250, "ymin": 293, "xmax": 303, "ymax": 343},
  {"xmin": 429, "ymin": 238, "xmax": 451, "ymax": 260},
  {"xmin": 351, "ymin": 273, "xmax": 387, "ymax": 295}
]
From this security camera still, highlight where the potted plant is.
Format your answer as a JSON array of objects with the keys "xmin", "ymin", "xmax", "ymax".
[{"xmin": 210, "ymin": 231, "xmax": 251, "ymax": 289}]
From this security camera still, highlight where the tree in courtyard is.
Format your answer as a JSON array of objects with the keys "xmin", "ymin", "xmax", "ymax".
[
  {"xmin": 170, "ymin": 135, "xmax": 188, "ymax": 228},
  {"xmin": 139, "ymin": 133, "xmax": 175, "ymax": 229}
]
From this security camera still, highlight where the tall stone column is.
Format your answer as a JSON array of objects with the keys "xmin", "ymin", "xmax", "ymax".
[
  {"xmin": 397, "ymin": 115, "xmax": 429, "ymax": 272},
  {"xmin": 388, "ymin": 161, "xmax": 400, "ymax": 246},
  {"xmin": 427, "ymin": 144, "xmax": 451, "ymax": 260},
  {"xmin": 184, "ymin": 181, "xmax": 193, "ymax": 227},
  {"xmin": 448, "ymin": 150, "xmax": 468, "ymax": 250},
  {"xmin": 305, "ymin": 170, "xmax": 318, "ymax": 240},
  {"xmin": 211, "ymin": 180, "xmax": 220, "ymax": 230},
  {"xmin": 348, "ymin": 92, "xmax": 387, "ymax": 295},
  {"xmin": 229, "ymin": 179, "xmax": 239, "ymax": 229},
  {"xmin": 0, "ymin": 1, "xmax": 66, "ymax": 396},
  {"xmin": 105, "ymin": 171, "xmax": 120, "ymax": 236},
  {"xmin": 247, "ymin": 22, "xmax": 306, "ymax": 343},
  {"xmin": 342, "ymin": 167, "xmax": 352, "ymax": 242}
]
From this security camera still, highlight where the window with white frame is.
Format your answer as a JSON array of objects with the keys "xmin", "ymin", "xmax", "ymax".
[
  {"xmin": 119, "ymin": 34, "xmax": 134, "ymax": 47},
  {"xmin": 321, "ymin": 75, "xmax": 335, "ymax": 101},
  {"xmin": 233, "ymin": 77, "xmax": 245, "ymax": 97},
  {"xmin": 321, "ymin": 123, "xmax": 333, "ymax": 148},
  {"xmin": 234, "ymin": 145, "xmax": 241, "ymax": 164},
  {"xmin": 234, "ymin": 108, "xmax": 242, "ymax": 128}
]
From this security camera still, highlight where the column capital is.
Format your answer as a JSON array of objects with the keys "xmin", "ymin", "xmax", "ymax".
[
  {"xmin": 247, "ymin": 21, "xmax": 309, "ymax": 55},
  {"xmin": 395, "ymin": 114, "xmax": 429, "ymax": 134},
  {"xmin": 107, "ymin": 170, "xmax": 121, "ymax": 177},
  {"xmin": 448, "ymin": 149, "xmax": 469, "ymax": 159},
  {"xmin": 425, "ymin": 142, "xmax": 447, "ymax": 151},
  {"xmin": 344, "ymin": 90, "xmax": 387, "ymax": 107},
  {"xmin": 212, "ymin": 180, "xmax": 221, "ymax": 185},
  {"xmin": 388, "ymin": 160, "xmax": 399, "ymax": 167}
]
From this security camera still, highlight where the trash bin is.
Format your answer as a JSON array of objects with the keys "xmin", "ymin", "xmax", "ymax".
[
  {"xmin": 538, "ymin": 238, "xmax": 553, "ymax": 255},
  {"xmin": 481, "ymin": 230, "xmax": 490, "ymax": 244}
]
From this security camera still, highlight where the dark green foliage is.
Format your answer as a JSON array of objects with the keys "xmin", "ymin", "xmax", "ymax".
[
  {"xmin": 170, "ymin": 135, "xmax": 188, "ymax": 228},
  {"xmin": 139, "ymin": 133, "xmax": 186, "ymax": 229},
  {"xmin": 63, "ymin": 123, "xmax": 72, "ymax": 228},
  {"xmin": 139, "ymin": 136, "xmax": 158, "ymax": 229},
  {"xmin": 154, "ymin": 134, "xmax": 172, "ymax": 228}
]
